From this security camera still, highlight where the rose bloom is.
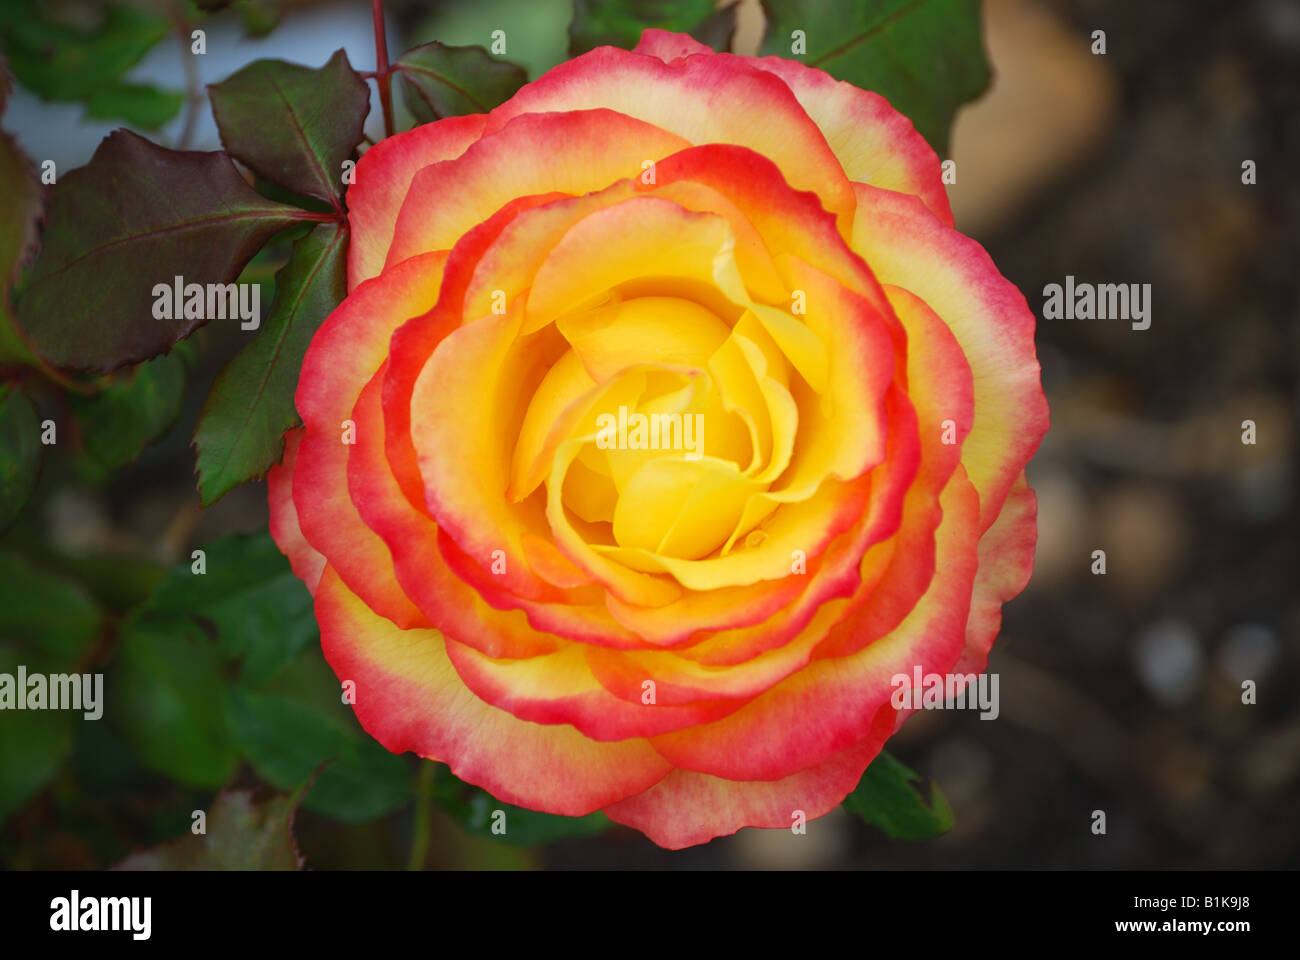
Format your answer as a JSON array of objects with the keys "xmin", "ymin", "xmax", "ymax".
[{"xmin": 268, "ymin": 30, "xmax": 1049, "ymax": 848}]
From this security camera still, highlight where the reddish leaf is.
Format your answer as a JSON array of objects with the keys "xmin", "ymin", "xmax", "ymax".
[
  {"xmin": 0, "ymin": 68, "xmax": 41, "ymax": 287},
  {"xmin": 15, "ymin": 130, "xmax": 310, "ymax": 373},
  {"xmin": 114, "ymin": 787, "xmax": 305, "ymax": 870},
  {"xmin": 0, "ymin": 63, "xmax": 42, "ymax": 367},
  {"xmin": 209, "ymin": 50, "xmax": 370, "ymax": 206}
]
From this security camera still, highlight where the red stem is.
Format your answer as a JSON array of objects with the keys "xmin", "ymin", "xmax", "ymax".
[
  {"xmin": 371, "ymin": 0, "xmax": 394, "ymax": 139},
  {"xmin": 291, "ymin": 210, "xmax": 346, "ymax": 223}
]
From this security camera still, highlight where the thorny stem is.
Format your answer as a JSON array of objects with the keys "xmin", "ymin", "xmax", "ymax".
[{"xmin": 372, "ymin": 0, "xmax": 395, "ymax": 140}]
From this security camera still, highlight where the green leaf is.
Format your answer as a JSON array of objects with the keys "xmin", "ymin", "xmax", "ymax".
[
  {"xmin": 231, "ymin": 650, "xmax": 413, "ymax": 822},
  {"xmin": 192, "ymin": 222, "xmax": 347, "ymax": 505},
  {"xmin": 842, "ymin": 750, "xmax": 954, "ymax": 840},
  {"xmin": 85, "ymin": 82, "xmax": 185, "ymax": 129},
  {"xmin": 0, "ymin": 386, "xmax": 40, "ymax": 532},
  {"xmin": 430, "ymin": 765, "xmax": 609, "ymax": 846},
  {"xmin": 232, "ymin": 0, "xmax": 284, "ymax": 38},
  {"xmin": 568, "ymin": 0, "xmax": 734, "ymax": 56},
  {"xmin": 33, "ymin": 550, "xmax": 166, "ymax": 615},
  {"xmin": 15, "ymin": 130, "xmax": 307, "ymax": 373},
  {"xmin": 141, "ymin": 532, "xmax": 317, "ymax": 687},
  {"xmin": 758, "ymin": 0, "xmax": 989, "ymax": 156},
  {"xmin": 110, "ymin": 615, "xmax": 240, "ymax": 788},
  {"xmin": 0, "ymin": 648, "xmax": 77, "ymax": 825},
  {"xmin": 0, "ymin": 552, "xmax": 102, "ymax": 661},
  {"xmin": 226, "ymin": 687, "xmax": 349, "ymax": 790},
  {"xmin": 208, "ymin": 50, "xmax": 369, "ymax": 205},
  {"xmin": 73, "ymin": 717, "xmax": 141, "ymax": 793},
  {"xmin": 67, "ymin": 352, "xmax": 186, "ymax": 471},
  {"xmin": 115, "ymin": 787, "xmax": 304, "ymax": 869},
  {"xmin": 106, "ymin": 533, "xmax": 324, "ymax": 792},
  {"xmin": 394, "ymin": 42, "xmax": 528, "ymax": 123},
  {"xmin": 2, "ymin": 3, "xmax": 169, "ymax": 103},
  {"xmin": 308, "ymin": 739, "xmax": 413, "ymax": 823}
]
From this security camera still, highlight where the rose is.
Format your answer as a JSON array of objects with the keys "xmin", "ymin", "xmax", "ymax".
[{"xmin": 267, "ymin": 29, "xmax": 1049, "ymax": 849}]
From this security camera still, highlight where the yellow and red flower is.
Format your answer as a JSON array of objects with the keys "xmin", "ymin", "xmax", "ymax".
[{"xmin": 268, "ymin": 30, "xmax": 1049, "ymax": 848}]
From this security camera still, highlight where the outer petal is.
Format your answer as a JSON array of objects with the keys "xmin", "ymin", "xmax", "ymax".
[
  {"xmin": 386, "ymin": 109, "xmax": 691, "ymax": 266},
  {"xmin": 852, "ymin": 183, "xmax": 1049, "ymax": 531},
  {"xmin": 486, "ymin": 46, "xmax": 856, "ymax": 231},
  {"xmin": 631, "ymin": 28, "xmax": 713, "ymax": 62},
  {"xmin": 631, "ymin": 30, "xmax": 952, "ymax": 225},
  {"xmin": 293, "ymin": 252, "xmax": 446, "ymax": 629},
  {"xmin": 346, "ymin": 114, "xmax": 486, "ymax": 289},
  {"xmin": 604, "ymin": 705, "xmax": 897, "ymax": 849},
  {"xmin": 735, "ymin": 56, "xmax": 952, "ymax": 226},
  {"xmin": 315, "ymin": 564, "xmax": 671, "ymax": 815},
  {"xmin": 954, "ymin": 471, "xmax": 1038, "ymax": 676},
  {"xmin": 266, "ymin": 427, "xmax": 325, "ymax": 594}
]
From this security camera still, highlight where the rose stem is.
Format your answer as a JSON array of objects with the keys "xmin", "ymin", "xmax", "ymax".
[
  {"xmin": 406, "ymin": 762, "xmax": 435, "ymax": 870},
  {"xmin": 371, "ymin": 0, "xmax": 395, "ymax": 140}
]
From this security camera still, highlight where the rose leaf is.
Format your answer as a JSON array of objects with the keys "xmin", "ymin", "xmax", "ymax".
[
  {"xmin": 137, "ymin": 532, "xmax": 318, "ymax": 688},
  {"xmin": 192, "ymin": 221, "xmax": 347, "ymax": 506},
  {"xmin": 0, "ymin": 551, "xmax": 103, "ymax": 662},
  {"xmin": 0, "ymin": 67, "xmax": 42, "ymax": 367},
  {"xmin": 0, "ymin": 647, "xmax": 77, "ymax": 827},
  {"xmin": 110, "ymin": 614, "xmax": 241, "ymax": 789},
  {"xmin": 208, "ymin": 50, "xmax": 370, "ymax": 206},
  {"xmin": 842, "ymin": 750, "xmax": 955, "ymax": 840},
  {"xmin": 115, "ymin": 787, "xmax": 305, "ymax": 870},
  {"xmin": 229, "ymin": 647, "xmax": 413, "ymax": 822},
  {"xmin": 15, "ymin": 130, "xmax": 309, "ymax": 373},
  {"xmin": 568, "ymin": 0, "xmax": 736, "ymax": 56},
  {"xmin": 68, "ymin": 352, "xmax": 188, "ymax": 473},
  {"xmin": 84, "ymin": 81, "xmax": 186, "ymax": 130},
  {"xmin": 0, "ymin": 386, "xmax": 40, "ymax": 532},
  {"xmin": 1, "ymin": 2, "xmax": 182, "ymax": 127},
  {"xmin": 430, "ymin": 766, "xmax": 611, "ymax": 846},
  {"xmin": 393, "ymin": 42, "xmax": 528, "ymax": 124}
]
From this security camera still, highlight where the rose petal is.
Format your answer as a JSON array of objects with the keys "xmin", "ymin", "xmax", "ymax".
[
  {"xmin": 386, "ymin": 109, "xmax": 691, "ymax": 267},
  {"xmin": 603, "ymin": 705, "xmax": 898, "ymax": 849},
  {"xmin": 293, "ymin": 252, "xmax": 446, "ymax": 628},
  {"xmin": 267, "ymin": 427, "xmax": 325, "ymax": 594},
  {"xmin": 487, "ymin": 45, "xmax": 856, "ymax": 231},
  {"xmin": 346, "ymin": 114, "xmax": 485, "ymax": 289},
  {"xmin": 852, "ymin": 183, "xmax": 1050, "ymax": 531},
  {"xmin": 315, "ymin": 564, "xmax": 671, "ymax": 815}
]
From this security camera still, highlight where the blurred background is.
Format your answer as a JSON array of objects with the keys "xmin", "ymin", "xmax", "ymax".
[{"xmin": 1, "ymin": 0, "xmax": 1296, "ymax": 869}]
